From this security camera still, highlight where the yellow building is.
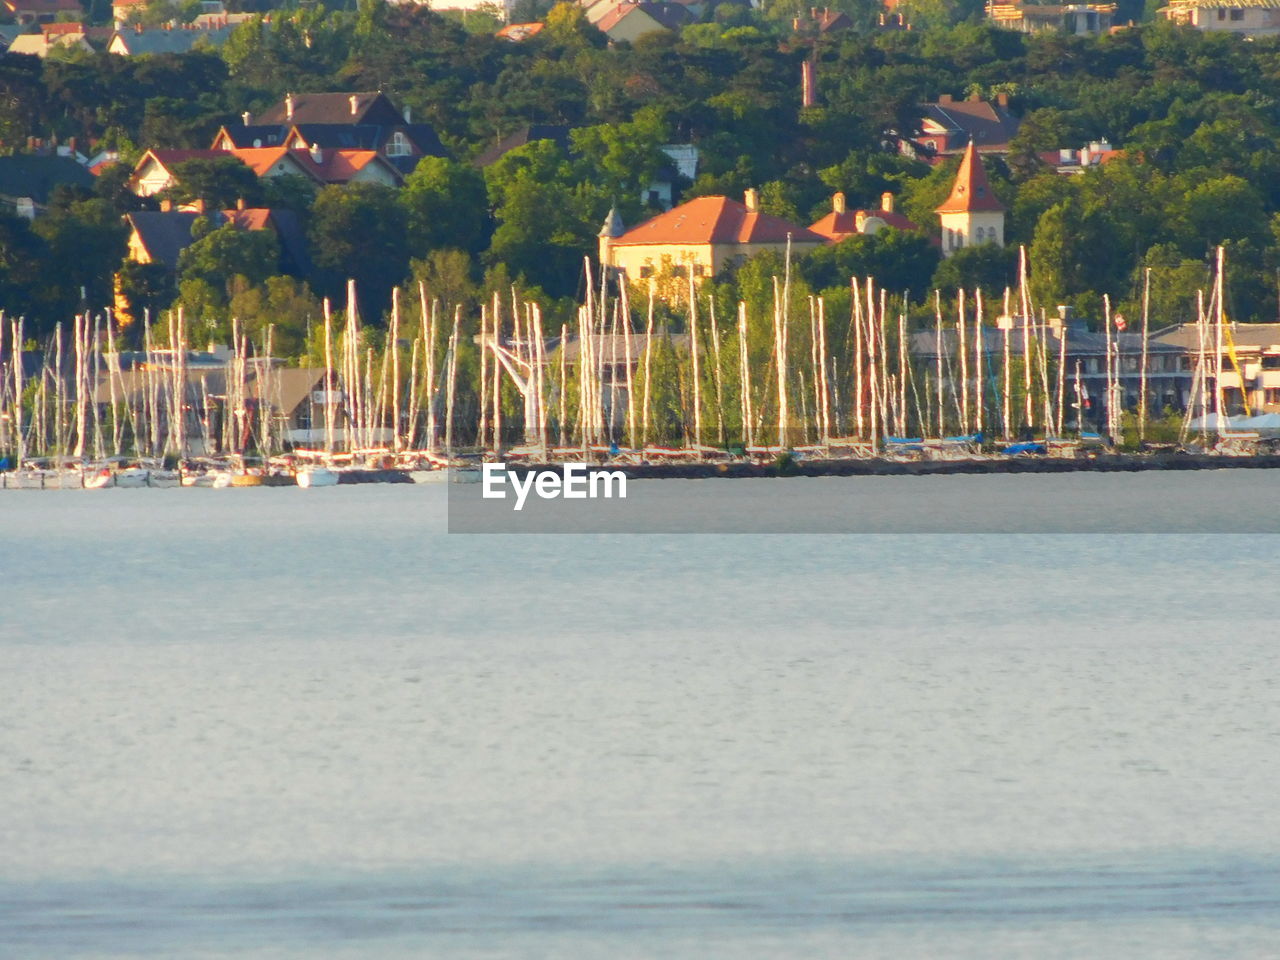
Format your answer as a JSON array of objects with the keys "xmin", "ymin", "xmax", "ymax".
[
  {"xmin": 599, "ymin": 190, "xmax": 826, "ymax": 288},
  {"xmin": 935, "ymin": 141, "xmax": 1006, "ymax": 257}
]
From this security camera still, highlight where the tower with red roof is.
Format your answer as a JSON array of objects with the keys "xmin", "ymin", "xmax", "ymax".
[{"xmin": 935, "ymin": 141, "xmax": 1005, "ymax": 258}]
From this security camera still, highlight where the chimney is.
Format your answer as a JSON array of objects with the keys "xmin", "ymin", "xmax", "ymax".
[
  {"xmin": 189, "ymin": 197, "xmax": 205, "ymax": 214},
  {"xmin": 284, "ymin": 93, "xmax": 295, "ymax": 121},
  {"xmin": 242, "ymin": 110, "xmax": 251, "ymax": 125},
  {"xmin": 967, "ymin": 90, "xmax": 981, "ymax": 102},
  {"xmin": 801, "ymin": 59, "xmax": 816, "ymax": 109},
  {"xmin": 309, "ymin": 142, "xmax": 322, "ymax": 164},
  {"xmin": 832, "ymin": 192, "xmax": 846, "ymax": 214},
  {"xmin": 402, "ymin": 105, "xmax": 411, "ymax": 123},
  {"xmin": 160, "ymin": 198, "xmax": 172, "ymax": 212},
  {"xmin": 939, "ymin": 93, "xmax": 953, "ymax": 105},
  {"xmin": 996, "ymin": 91, "xmax": 1009, "ymax": 108},
  {"xmin": 236, "ymin": 197, "xmax": 246, "ymax": 210},
  {"xmin": 744, "ymin": 188, "xmax": 759, "ymax": 213},
  {"xmin": 880, "ymin": 191, "xmax": 894, "ymax": 213},
  {"xmin": 349, "ymin": 94, "xmax": 359, "ymax": 117},
  {"xmin": 855, "ymin": 210, "xmax": 867, "ymax": 233}
]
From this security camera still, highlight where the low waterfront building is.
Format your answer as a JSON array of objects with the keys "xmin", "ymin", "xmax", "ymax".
[
  {"xmin": 1149, "ymin": 322, "xmax": 1280, "ymax": 415},
  {"xmin": 911, "ymin": 308, "xmax": 1192, "ymax": 430}
]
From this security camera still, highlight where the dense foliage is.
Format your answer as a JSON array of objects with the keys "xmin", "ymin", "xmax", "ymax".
[{"xmin": 5, "ymin": 2, "xmax": 1280, "ymax": 346}]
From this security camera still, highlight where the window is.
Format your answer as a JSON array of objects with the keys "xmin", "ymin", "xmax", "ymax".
[
  {"xmin": 1230, "ymin": 7, "xmax": 1244, "ymax": 19},
  {"xmin": 1217, "ymin": 8, "xmax": 1227, "ymax": 18},
  {"xmin": 385, "ymin": 132, "xmax": 411, "ymax": 158},
  {"xmin": 1265, "ymin": 388, "xmax": 1280, "ymax": 405},
  {"xmin": 975, "ymin": 226, "xmax": 985, "ymax": 243}
]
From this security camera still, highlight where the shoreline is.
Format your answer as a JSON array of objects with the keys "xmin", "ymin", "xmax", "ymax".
[{"xmin": 506, "ymin": 452, "xmax": 1280, "ymax": 481}]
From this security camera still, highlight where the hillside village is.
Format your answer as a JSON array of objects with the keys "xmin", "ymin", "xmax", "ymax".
[{"xmin": 4, "ymin": 0, "xmax": 1280, "ymax": 358}]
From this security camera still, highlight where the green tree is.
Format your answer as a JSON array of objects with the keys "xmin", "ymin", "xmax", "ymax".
[
  {"xmin": 308, "ymin": 183, "xmax": 409, "ymax": 318},
  {"xmin": 178, "ymin": 222, "xmax": 280, "ymax": 295},
  {"xmin": 166, "ymin": 156, "xmax": 263, "ymax": 210},
  {"xmin": 400, "ymin": 156, "xmax": 489, "ymax": 257}
]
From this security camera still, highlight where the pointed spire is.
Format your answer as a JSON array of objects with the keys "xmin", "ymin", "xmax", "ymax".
[
  {"xmin": 935, "ymin": 141, "xmax": 1004, "ymax": 214},
  {"xmin": 598, "ymin": 205, "xmax": 625, "ymax": 238}
]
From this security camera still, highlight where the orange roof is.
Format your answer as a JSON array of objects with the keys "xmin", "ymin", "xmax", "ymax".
[
  {"xmin": 41, "ymin": 21, "xmax": 84, "ymax": 35},
  {"xmin": 612, "ymin": 195, "xmax": 826, "ymax": 247},
  {"xmin": 221, "ymin": 208, "xmax": 273, "ymax": 230},
  {"xmin": 229, "ymin": 146, "xmax": 391, "ymax": 184},
  {"xmin": 810, "ymin": 208, "xmax": 919, "ymax": 242},
  {"xmin": 935, "ymin": 142, "xmax": 1004, "ymax": 214}
]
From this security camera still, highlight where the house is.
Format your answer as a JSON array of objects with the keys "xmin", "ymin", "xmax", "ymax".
[
  {"xmin": 212, "ymin": 119, "xmax": 445, "ymax": 177},
  {"xmin": 792, "ymin": 6, "xmax": 854, "ymax": 34},
  {"xmin": 594, "ymin": 1, "xmax": 692, "ymax": 42},
  {"xmin": 0, "ymin": 154, "xmax": 95, "ymax": 219},
  {"xmin": 643, "ymin": 144, "xmax": 699, "ymax": 211},
  {"xmin": 907, "ymin": 92, "xmax": 1021, "ymax": 159},
  {"xmin": 422, "ymin": 0, "xmax": 517, "ymax": 15},
  {"xmin": 107, "ymin": 23, "xmax": 237, "ymax": 55},
  {"xmin": 809, "ymin": 192, "xmax": 920, "ymax": 243},
  {"xmin": 235, "ymin": 92, "xmax": 445, "ymax": 173},
  {"xmin": 599, "ymin": 190, "xmax": 827, "ymax": 287},
  {"xmin": 911, "ymin": 308, "xmax": 1191, "ymax": 428},
  {"xmin": 986, "ymin": 1, "xmax": 1116, "ymax": 34},
  {"xmin": 127, "ymin": 148, "xmax": 224, "ymax": 197},
  {"xmin": 7, "ymin": 22, "xmax": 93, "ymax": 57},
  {"xmin": 474, "ymin": 124, "xmax": 575, "ymax": 167},
  {"xmin": 124, "ymin": 202, "xmax": 309, "ymax": 275},
  {"xmin": 1037, "ymin": 139, "xmax": 1123, "ymax": 174},
  {"xmin": 2, "ymin": 0, "xmax": 81, "ymax": 25},
  {"xmin": 126, "ymin": 145, "xmax": 401, "ymax": 198},
  {"xmin": 1159, "ymin": 0, "xmax": 1280, "ymax": 35},
  {"xmin": 935, "ymin": 141, "xmax": 1005, "ymax": 257},
  {"xmin": 231, "ymin": 145, "xmax": 402, "ymax": 188},
  {"xmin": 1150, "ymin": 322, "xmax": 1280, "ymax": 414}
]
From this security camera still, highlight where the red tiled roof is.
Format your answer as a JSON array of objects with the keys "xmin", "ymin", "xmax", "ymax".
[
  {"xmin": 41, "ymin": 21, "xmax": 84, "ymax": 35},
  {"xmin": 810, "ymin": 208, "xmax": 919, "ymax": 241},
  {"xmin": 221, "ymin": 208, "xmax": 273, "ymax": 230},
  {"xmin": 612, "ymin": 195, "xmax": 826, "ymax": 247},
  {"xmin": 935, "ymin": 142, "xmax": 1004, "ymax": 214},
  {"xmin": 230, "ymin": 146, "xmax": 393, "ymax": 184}
]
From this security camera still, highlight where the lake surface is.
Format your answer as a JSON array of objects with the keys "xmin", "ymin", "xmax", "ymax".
[{"xmin": 3, "ymin": 478, "xmax": 1279, "ymax": 957}]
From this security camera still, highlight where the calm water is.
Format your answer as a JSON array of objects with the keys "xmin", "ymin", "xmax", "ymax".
[{"xmin": 3, "ymin": 479, "xmax": 1280, "ymax": 957}]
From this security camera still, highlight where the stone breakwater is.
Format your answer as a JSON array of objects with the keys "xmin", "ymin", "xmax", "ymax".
[{"xmin": 501, "ymin": 453, "xmax": 1280, "ymax": 482}]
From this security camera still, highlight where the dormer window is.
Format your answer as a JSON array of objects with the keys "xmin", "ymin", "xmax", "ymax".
[{"xmin": 386, "ymin": 132, "xmax": 411, "ymax": 158}]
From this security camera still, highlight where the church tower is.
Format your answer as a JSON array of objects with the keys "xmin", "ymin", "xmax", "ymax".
[{"xmin": 935, "ymin": 141, "xmax": 1004, "ymax": 258}]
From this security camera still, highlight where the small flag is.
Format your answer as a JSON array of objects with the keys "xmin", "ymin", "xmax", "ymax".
[{"xmin": 1114, "ymin": 313, "xmax": 1127, "ymax": 331}]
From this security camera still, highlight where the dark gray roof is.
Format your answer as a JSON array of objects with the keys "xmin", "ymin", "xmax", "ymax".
[
  {"xmin": 1150, "ymin": 321, "xmax": 1280, "ymax": 351},
  {"xmin": 110, "ymin": 25, "xmax": 235, "ymax": 55},
  {"xmin": 911, "ymin": 322, "xmax": 1185, "ymax": 360},
  {"xmin": 216, "ymin": 125, "xmax": 288, "ymax": 149},
  {"xmin": 0, "ymin": 155, "xmax": 94, "ymax": 208},
  {"xmin": 256, "ymin": 92, "xmax": 404, "ymax": 127},
  {"xmin": 126, "ymin": 211, "xmax": 202, "ymax": 269},
  {"xmin": 474, "ymin": 124, "xmax": 575, "ymax": 167}
]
